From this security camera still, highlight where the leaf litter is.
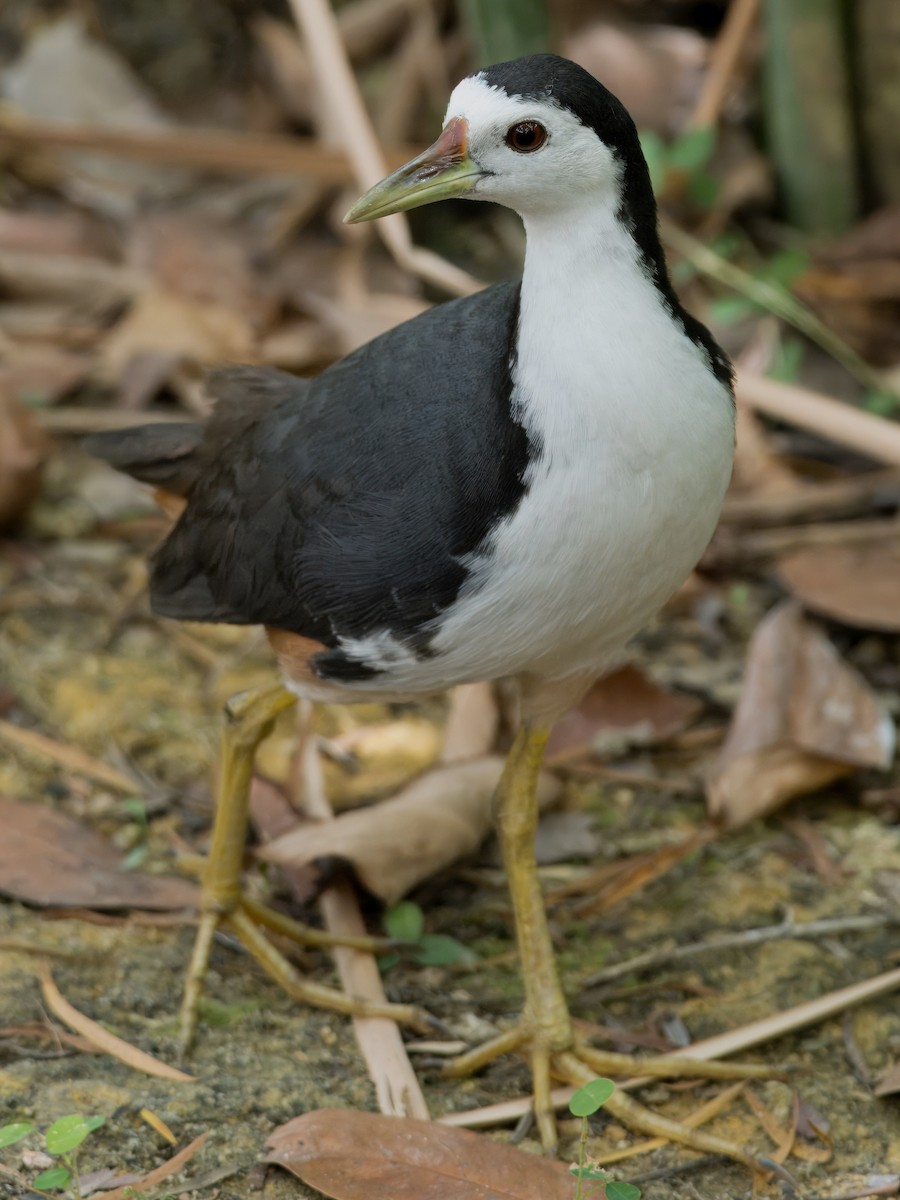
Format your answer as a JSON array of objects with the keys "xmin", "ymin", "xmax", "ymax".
[{"xmin": 0, "ymin": 0, "xmax": 899, "ymax": 1195}]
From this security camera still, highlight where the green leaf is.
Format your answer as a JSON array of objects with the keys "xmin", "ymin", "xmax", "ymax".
[
  {"xmin": 83, "ymin": 1116, "xmax": 106, "ymax": 1134},
  {"xmin": 668, "ymin": 125, "xmax": 715, "ymax": 172},
  {"xmin": 605, "ymin": 1182, "xmax": 642, "ymax": 1200},
  {"xmin": 45, "ymin": 1113, "xmax": 98, "ymax": 1155},
  {"xmin": 768, "ymin": 336, "xmax": 805, "ymax": 383},
  {"xmin": 415, "ymin": 934, "xmax": 477, "ymax": 966},
  {"xmin": 865, "ymin": 389, "xmax": 899, "ymax": 416},
  {"xmin": 377, "ymin": 951, "xmax": 401, "ymax": 974},
  {"xmin": 0, "ymin": 1122, "xmax": 35, "ymax": 1147},
  {"xmin": 568, "ymin": 1077, "xmax": 616, "ymax": 1117},
  {"xmin": 760, "ymin": 248, "xmax": 810, "ymax": 288},
  {"xmin": 686, "ymin": 168, "xmax": 720, "ymax": 209},
  {"xmin": 707, "ymin": 296, "xmax": 756, "ymax": 325},
  {"xmin": 384, "ymin": 901, "xmax": 424, "ymax": 943},
  {"xmin": 638, "ymin": 131, "xmax": 667, "ymax": 194},
  {"xmin": 34, "ymin": 1165, "xmax": 71, "ymax": 1190}
]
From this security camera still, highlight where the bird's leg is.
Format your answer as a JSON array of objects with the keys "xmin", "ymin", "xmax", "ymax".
[
  {"xmin": 177, "ymin": 683, "xmax": 432, "ymax": 1060},
  {"xmin": 442, "ymin": 722, "xmax": 768, "ymax": 1170}
]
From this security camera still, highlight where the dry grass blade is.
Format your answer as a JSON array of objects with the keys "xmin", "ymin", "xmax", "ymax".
[
  {"xmin": 689, "ymin": 0, "xmax": 761, "ymax": 127},
  {"xmin": 91, "ymin": 1131, "xmax": 209, "ymax": 1200},
  {"xmin": 590, "ymin": 1081, "xmax": 747, "ymax": 1166},
  {"xmin": 442, "ymin": 966, "xmax": 900, "ymax": 1128},
  {"xmin": 38, "ymin": 965, "xmax": 195, "ymax": 1082},
  {"xmin": 0, "ymin": 718, "xmax": 140, "ymax": 793}
]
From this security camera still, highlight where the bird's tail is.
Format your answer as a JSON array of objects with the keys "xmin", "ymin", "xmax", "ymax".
[{"xmin": 82, "ymin": 423, "xmax": 204, "ymax": 499}]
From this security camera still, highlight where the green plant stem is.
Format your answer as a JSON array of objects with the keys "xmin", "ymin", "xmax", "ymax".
[
  {"xmin": 660, "ymin": 217, "xmax": 894, "ymax": 398},
  {"xmin": 574, "ymin": 1115, "xmax": 587, "ymax": 1200}
]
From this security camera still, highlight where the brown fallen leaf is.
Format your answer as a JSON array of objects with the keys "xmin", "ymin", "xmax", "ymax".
[
  {"xmin": 265, "ymin": 1110, "xmax": 575, "ymax": 1200},
  {"xmin": 0, "ymin": 347, "xmax": 92, "ymax": 405},
  {"xmin": 99, "ymin": 286, "xmax": 255, "ymax": 387},
  {"xmin": 0, "ymin": 795, "xmax": 199, "ymax": 910},
  {"xmin": 778, "ymin": 536, "xmax": 900, "ymax": 632},
  {"xmin": 38, "ymin": 965, "xmax": 195, "ymax": 1083},
  {"xmin": 257, "ymin": 757, "xmax": 562, "ymax": 906},
  {"xmin": 707, "ymin": 603, "xmax": 895, "ymax": 828},
  {"xmin": 0, "ymin": 393, "xmax": 48, "ymax": 529},
  {"xmin": 546, "ymin": 664, "xmax": 703, "ymax": 763}
]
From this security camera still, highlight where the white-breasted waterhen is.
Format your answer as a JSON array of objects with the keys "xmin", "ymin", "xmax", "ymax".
[{"xmin": 87, "ymin": 55, "xmax": 776, "ymax": 1168}]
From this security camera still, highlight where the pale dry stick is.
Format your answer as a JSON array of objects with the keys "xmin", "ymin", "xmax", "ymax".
[
  {"xmin": 721, "ymin": 467, "xmax": 900, "ymax": 527},
  {"xmin": 689, "ymin": 0, "xmax": 762, "ymax": 129},
  {"xmin": 738, "ymin": 373, "xmax": 900, "ymax": 467},
  {"xmin": 704, "ymin": 513, "xmax": 900, "ymax": 569},
  {"xmin": 440, "ymin": 965, "xmax": 900, "ymax": 1128},
  {"xmin": 287, "ymin": 0, "xmax": 482, "ymax": 297},
  {"xmin": 0, "ymin": 717, "xmax": 139, "ymax": 794},
  {"xmin": 292, "ymin": 699, "xmax": 430, "ymax": 1119},
  {"xmin": 583, "ymin": 911, "xmax": 896, "ymax": 988},
  {"xmin": 0, "ymin": 111, "xmax": 413, "ymax": 181}
]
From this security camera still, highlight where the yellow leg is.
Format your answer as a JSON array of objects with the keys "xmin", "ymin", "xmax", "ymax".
[
  {"xmin": 177, "ymin": 683, "xmax": 433, "ymax": 1059},
  {"xmin": 444, "ymin": 723, "xmax": 769, "ymax": 1172}
]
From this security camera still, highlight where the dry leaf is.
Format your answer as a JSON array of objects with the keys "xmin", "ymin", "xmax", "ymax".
[
  {"xmin": 0, "ymin": 795, "xmax": 199, "ymax": 910},
  {"xmin": 779, "ymin": 537, "xmax": 900, "ymax": 632},
  {"xmin": 547, "ymin": 664, "xmax": 703, "ymax": 762},
  {"xmin": 100, "ymin": 285, "xmax": 255, "ymax": 385},
  {"xmin": 265, "ymin": 1110, "xmax": 575, "ymax": 1200},
  {"xmin": 0, "ymin": 393, "xmax": 48, "ymax": 528},
  {"xmin": 127, "ymin": 211, "xmax": 277, "ymax": 330},
  {"xmin": 0, "ymin": 348, "xmax": 91, "ymax": 405},
  {"xmin": 1, "ymin": 15, "xmax": 188, "ymax": 215},
  {"xmin": 707, "ymin": 603, "xmax": 895, "ymax": 828},
  {"xmin": 257, "ymin": 757, "xmax": 562, "ymax": 906}
]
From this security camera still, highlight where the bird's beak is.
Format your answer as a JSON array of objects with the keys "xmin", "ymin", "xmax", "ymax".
[{"xmin": 344, "ymin": 117, "xmax": 480, "ymax": 223}]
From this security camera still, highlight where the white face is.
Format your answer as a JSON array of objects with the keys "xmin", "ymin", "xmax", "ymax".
[{"xmin": 444, "ymin": 75, "xmax": 624, "ymax": 218}]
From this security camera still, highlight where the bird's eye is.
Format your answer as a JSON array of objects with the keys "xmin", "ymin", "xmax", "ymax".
[{"xmin": 505, "ymin": 121, "xmax": 547, "ymax": 153}]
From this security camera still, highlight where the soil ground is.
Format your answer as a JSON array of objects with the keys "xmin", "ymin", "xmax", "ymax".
[{"xmin": 1, "ymin": 448, "xmax": 899, "ymax": 1200}]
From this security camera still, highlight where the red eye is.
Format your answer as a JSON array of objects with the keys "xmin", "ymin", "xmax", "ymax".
[{"xmin": 506, "ymin": 121, "xmax": 547, "ymax": 153}]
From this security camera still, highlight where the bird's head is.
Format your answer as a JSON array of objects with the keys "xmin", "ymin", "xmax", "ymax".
[{"xmin": 345, "ymin": 54, "xmax": 651, "ymax": 226}]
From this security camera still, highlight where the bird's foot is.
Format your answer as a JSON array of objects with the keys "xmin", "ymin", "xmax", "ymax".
[
  {"xmin": 175, "ymin": 682, "xmax": 436, "ymax": 1063},
  {"xmin": 176, "ymin": 898, "xmax": 434, "ymax": 1063},
  {"xmin": 441, "ymin": 1022, "xmax": 775, "ymax": 1169}
]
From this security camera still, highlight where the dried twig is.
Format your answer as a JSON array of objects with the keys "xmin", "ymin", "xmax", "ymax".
[
  {"xmin": 721, "ymin": 468, "xmax": 900, "ymax": 527},
  {"xmin": 0, "ymin": 111, "xmax": 414, "ymax": 182},
  {"xmin": 441, "ymin": 965, "xmax": 900, "ymax": 1128},
  {"xmin": 737, "ymin": 374, "xmax": 900, "ymax": 466},
  {"xmin": 583, "ymin": 912, "xmax": 895, "ymax": 988},
  {"xmin": 704, "ymin": 515, "xmax": 900, "ymax": 569},
  {"xmin": 689, "ymin": 0, "xmax": 762, "ymax": 128},
  {"xmin": 286, "ymin": 0, "xmax": 482, "ymax": 297},
  {"xmin": 0, "ymin": 717, "xmax": 139, "ymax": 794},
  {"xmin": 289, "ymin": 701, "xmax": 430, "ymax": 1120}
]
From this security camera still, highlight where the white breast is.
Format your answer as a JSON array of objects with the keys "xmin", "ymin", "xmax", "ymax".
[{"xmin": 426, "ymin": 203, "xmax": 735, "ymax": 686}]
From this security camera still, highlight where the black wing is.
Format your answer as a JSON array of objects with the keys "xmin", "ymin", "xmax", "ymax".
[{"xmin": 150, "ymin": 281, "xmax": 531, "ymax": 654}]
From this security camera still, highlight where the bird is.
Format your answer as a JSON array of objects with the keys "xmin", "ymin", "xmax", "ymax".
[{"xmin": 86, "ymin": 53, "xmax": 770, "ymax": 1167}]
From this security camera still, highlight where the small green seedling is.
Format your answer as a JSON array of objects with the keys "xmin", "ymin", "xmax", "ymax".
[
  {"xmin": 381, "ymin": 900, "xmax": 477, "ymax": 971},
  {"xmin": 568, "ymin": 1080, "xmax": 641, "ymax": 1200},
  {"xmin": 0, "ymin": 1113, "xmax": 105, "ymax": 1197}
]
